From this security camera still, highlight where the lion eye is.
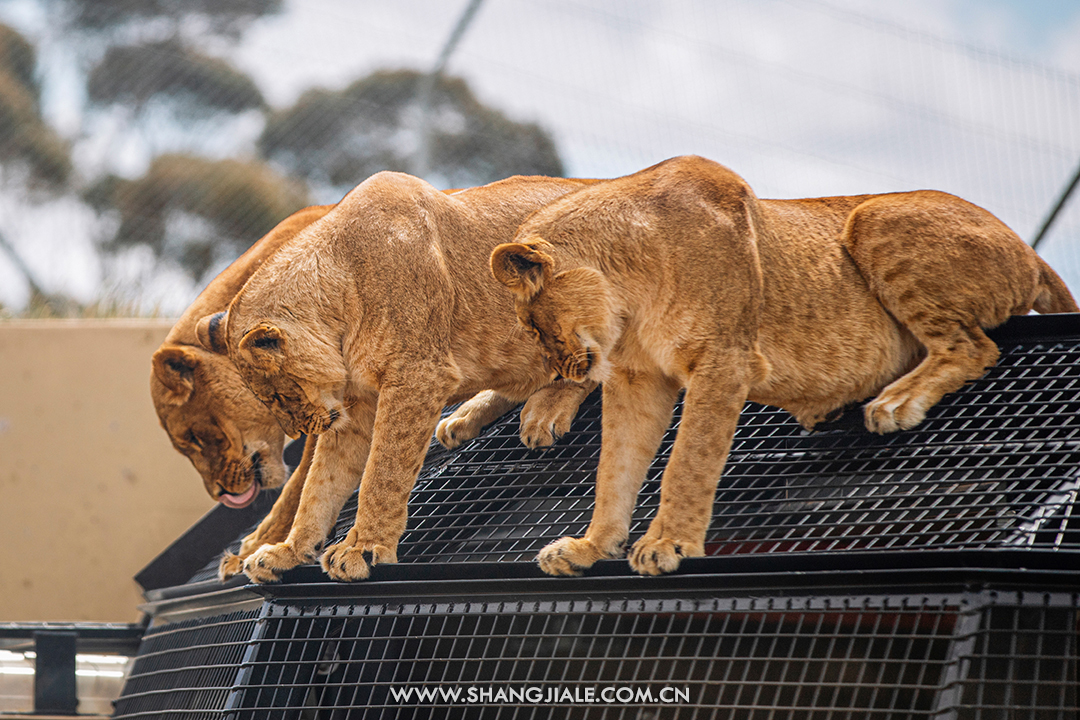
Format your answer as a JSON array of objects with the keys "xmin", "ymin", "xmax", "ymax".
[{"xmin": 186, "ymin": 431, "xmax": 203, "ymax": 449}]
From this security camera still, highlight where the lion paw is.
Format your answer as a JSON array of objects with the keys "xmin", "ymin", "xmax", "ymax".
[
  {"xmin": 436, "ymin": 415, "xmax": 481, "ymax": 450},
  {"xmin": 628, "ymin": 537, "xmax": 698, "ymax": 576},
  {"xmin": 519, "ymin": 409, "xmax": 573, "ymax": 450},
  {"xmin": 864, "ymin": 392, "xmax": 930, "ymax": 434},
  {"xmin": 321, "ymin": 539, "xmax": 398, "ymax": 582},
  {"xmin": 218, "ymin": 552, "xmax": 245, "ymax": 582},
  {"xmin": 537, "ymin": 536, "xmax": 621, "ymax": 576},
  {"xmin": 242, "ymin": 542, "xmax": 315, "ymax": 584}
]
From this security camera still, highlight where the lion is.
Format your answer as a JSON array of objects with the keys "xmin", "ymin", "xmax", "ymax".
[
  {"xmin": 151, "ymin": 204, "xmax": 333, "ymax": 579},
  {"xmin": 153, "ymin": 196, "xmax": 591, "ymax": 583},
  {"xmin": 490, "ymin": 155, "xmax": 1077, "ymax": 578},
  {"xmin": 194, "ymin": 172, "xmax": 599, "ymax": 583}
]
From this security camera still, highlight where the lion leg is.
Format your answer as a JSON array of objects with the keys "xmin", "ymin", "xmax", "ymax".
[
  {"xmin": 629, "ymin": 356, "xmax": 754, "ymax": 576},
  {"xmin": 243, "ymin": 398, "xmax": 376, "ymax": 584},
  {"xmin": 436, "ymin": 390, "xmax": 518, "ymax": 449},
  {"xmin": 219, "ymin": 435, "xmax": 318, "ymax": 581},
  {"xmin": 864, "ymin": 323, "xmax": 998, "ymax": 433},
  {"xmin": 519, "ymin": 379, "xmax": 598, "ymax": 449},
  {"xmin": 321, "ymin": 382, "xmax": 450, "ymax": 581},
  {"xmin": 537, "ymin": 369, "xmax": 679, "ymax": 576}
]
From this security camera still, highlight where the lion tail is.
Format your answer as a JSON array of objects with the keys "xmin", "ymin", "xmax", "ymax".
[{"xmin": 1032, "ymin": 256, "xmax": 1079, "ymax": 314}]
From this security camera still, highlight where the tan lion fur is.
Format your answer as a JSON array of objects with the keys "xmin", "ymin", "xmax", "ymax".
[
  {"xmin": 151, "ymin": 204, "xmax": 334, "ymax": 580},
  {"xmin": 197, "ymin": 172, "xmax": 599, "ymax": 583},
  {"xmin": 153, "ymin": 198, "xmax": 588, "ymax": 583},
  {"xmin": 491, "ymin": 155, "xmax": 1077, "ymax": 577}
]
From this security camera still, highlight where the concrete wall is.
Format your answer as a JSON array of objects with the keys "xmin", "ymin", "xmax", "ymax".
[{"xmin": 0, "ymin": 320, "xmax": 216, "ymax": 622}]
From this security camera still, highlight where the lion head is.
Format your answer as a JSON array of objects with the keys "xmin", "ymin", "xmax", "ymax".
[
  {"xmin": 195, "ymin": 307, "xmax": 350, "ymax": 440},
  {"xmin": 151, "ymin": 342, "xmax": 288, "ymax": 507},
  {"xmin": 491, "ymin": 239, "xmax": 617, "ymax": 384}
]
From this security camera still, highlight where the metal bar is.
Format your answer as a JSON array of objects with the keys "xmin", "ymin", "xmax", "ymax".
[
  {"xmin": 33, "ymin": 630, "xmax": 78, "ymax": 715},
  {"xmin": 1032, "ymin": 157, "xmax": 1080, "ymax": 250}
]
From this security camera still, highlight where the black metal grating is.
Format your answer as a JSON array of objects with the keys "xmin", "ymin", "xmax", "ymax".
[
  {"xmin": 147, "ymin": 588, "xmax": 1072, "ymax": 719},
  {"xmin": 186, "ymin": 323, "xmax": 1080, "ymax": 584},
  {"xmin": 953, "ymin": 591, "xmax": 1079, "ymax": 718},
  {"xmin": 111, "ymin": 609, "xmax": 262, "ymax": 719},
  {"xmin": 123, "ymin": 316, "xmax": 1080, "ymax": 719},
  {"xmin": 343, "ymin": 336, "xmax": 1080, "ymax": 564}
]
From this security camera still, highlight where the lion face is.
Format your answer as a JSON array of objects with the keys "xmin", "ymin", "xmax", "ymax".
[
  {"xmin": 198, "ymin": 311, "xmax": 349, "ymax": 438},
  {"xmin": 491, "ymin": 241, "xmax": 617, "ymax": 384},
  {"xmin": 151, "ymin": 345, "xmax": 288, "ymax": 507}
]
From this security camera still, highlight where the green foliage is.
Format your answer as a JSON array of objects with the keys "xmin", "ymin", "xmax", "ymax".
[
  {"xmin": 93, "ymin": 154, "xmax": 308, "ymax": 278},
  {"xmin": 0, "ymin": 24, "xmax": 71, "ymax": 186},
  {"xmin": 88, "ymin": 39, "xmax": 266, "ymax": 114},
  {"xmin": 0, "ymin": 24, "xmax": 38, "ymax": 101},
  {"xmin": 57, "ymin": 0, "xmax": 283, "ymax": 36},
  {"xmin": 259, "ymin": 68, "xmax": 564, "ymax": 190}
]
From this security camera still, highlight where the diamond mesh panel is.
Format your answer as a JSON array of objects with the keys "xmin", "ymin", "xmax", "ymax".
[{"xmin": 111, "ymin": 609, "xmax": 262, "ymax": 719}]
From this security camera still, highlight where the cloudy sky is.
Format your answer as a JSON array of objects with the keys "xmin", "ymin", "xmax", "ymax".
[{"xmin": 1, "ymin": 0, "xmax": 1079, "ymax": 311}]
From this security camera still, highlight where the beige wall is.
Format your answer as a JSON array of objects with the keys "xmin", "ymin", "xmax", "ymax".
[{"xmin": 0, "ymin": 320, "xmax": 216, "ymax": 622}]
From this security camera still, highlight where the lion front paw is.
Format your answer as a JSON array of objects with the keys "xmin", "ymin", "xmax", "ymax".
[
  {"xmin": 321, "ymin": 539, "xmax": 398, "ymax": 582},
  {"xmin": 864, "ymin": 391, "xmax": 930, "ymax": 434},
  {"xmin": 628, "ymin": 537, "xmax": 699, "ymax": 576},
  {"xmin": 536, "ymin": 536, "xmax": 622, "ymax": 576},
  {"xmin": 242, "ymin": 542, "xmax": 316, "ymax": 584},
  {"xmin": 218, "ymin": 552, "xmax": 245, "ymax": 582},
  {"xmin": 436, "ymin": 414, "xmax": 481, "ymax": 449},
  {"xmin": 519, "ymin": 409, "xmax": 573, "ymax": 450}
]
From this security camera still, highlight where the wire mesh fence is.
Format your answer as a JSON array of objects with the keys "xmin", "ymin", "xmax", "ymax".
[{"xmin": 0, "ymin": 1, "xmax": 1077, "ymax": 314}]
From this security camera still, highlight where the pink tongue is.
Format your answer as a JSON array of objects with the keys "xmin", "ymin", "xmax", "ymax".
[{"xmin": 219, "ymin": 483, "xmax": 259, "ymax": 509}]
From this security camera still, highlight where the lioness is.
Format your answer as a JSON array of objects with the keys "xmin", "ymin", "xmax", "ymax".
[
  {"xmin": 153, "ymin": 199, "xmax": 586, "ymax": 582},
  {"xmin": 196, "ymin": 172, "xmax": 598, "ymax": 583},
  {"xmin": 491, "ymin": 155, "xmax": 1077, "ymax": 577},
  {"xmin": 152, "ymin": 204, "xmax": 333, "ymax": 579}
]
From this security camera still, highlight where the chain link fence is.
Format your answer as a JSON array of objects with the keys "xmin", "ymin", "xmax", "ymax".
[{"xmin": 0, "ymin": 0, "xmax": 1077, "ymax": 315}]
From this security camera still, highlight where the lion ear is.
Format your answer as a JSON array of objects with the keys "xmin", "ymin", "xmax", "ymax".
[
  {"xmin": 238, "ymin": 323, "xmax": 287, "ymax": 370},
  {"xmin": 152, "ymin": 346, "xmax": 199, "ymax": 405},
  {"xmin": 490, "ymin": 242, "xmax": 553, "ymax": 301},
  {"xmin": 195, "ymin": 312, "xmax": 229, "ymax": 355}
]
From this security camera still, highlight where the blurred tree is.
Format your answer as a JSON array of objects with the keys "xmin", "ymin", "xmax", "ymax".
[
  {"xmin": 259, "ymin": 68, "xmax": 564, "ymax": 196},
  {"xmin": 0, "ymin": 24, "xmax": 71, "ymax": 186},
  {"xmin": 51, "ymin": 0, "xmax": 283, "ymax": 39},
  {"xmin": 86, "ymin": 154, "xmax": 308, "ymax": 279},
  {"xmin": 88, "ymin": 39, "xmax": 266, "ymax": 115}
]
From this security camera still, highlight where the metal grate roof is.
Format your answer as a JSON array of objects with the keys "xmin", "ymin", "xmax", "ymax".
[
  {"xmin": 186, "ymin": 316, "xmax": 1080, "ymax": 584},
  {"xmin": 123, "ymin": 316, "xmax": 1080, "ymax": 719}
]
